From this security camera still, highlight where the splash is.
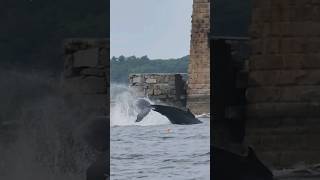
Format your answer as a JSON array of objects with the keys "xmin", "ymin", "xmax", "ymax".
[
  {"xmin": 196, "ymin": 113, "xmax": 210, "ymax": 118},
  {"xmin": 0, "ymin": 68, "xmax": 94, "ymax": 180},
  {"xmin": 110, "ymin": 84, "xmax": 170, "ymax": 127}
]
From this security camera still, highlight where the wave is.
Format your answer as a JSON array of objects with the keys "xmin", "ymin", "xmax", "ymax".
[
  {"xmin": 196, "ymin": 113, "xmax": 210, "ymax": 118},
  {"xmin": 110, "ymin": 84, "xmax": 170, "ymax": 127}
]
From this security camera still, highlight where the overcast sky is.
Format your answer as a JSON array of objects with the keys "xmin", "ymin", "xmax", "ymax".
[{"xmin": 111, "ymin": 0, "xmax": 193, "ymax": 59}]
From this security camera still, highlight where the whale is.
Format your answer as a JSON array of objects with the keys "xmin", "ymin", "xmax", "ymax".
[{"xmin": 135, "ymin": 99, "xmax": 202, "ymax": 125}]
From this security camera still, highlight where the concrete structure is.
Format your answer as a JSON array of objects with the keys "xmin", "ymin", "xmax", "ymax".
[{"xmin": 187, "ymin": 0, "xmax": 211, "ymax": 114}]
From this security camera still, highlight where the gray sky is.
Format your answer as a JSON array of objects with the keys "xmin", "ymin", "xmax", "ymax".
[{"xmin": 111, "ymin": 0, "xmax": 193, "ymax": 59}]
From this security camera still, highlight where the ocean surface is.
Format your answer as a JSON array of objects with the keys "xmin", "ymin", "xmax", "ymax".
[
  {"xmin": 110, "ymin": 117, "xmax": 210, "ymax": 180},
  {"xmin": 110, "ymin": 85, "xmax": 210, "ymax": 180}
]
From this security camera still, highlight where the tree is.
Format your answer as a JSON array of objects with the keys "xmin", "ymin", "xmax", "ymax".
[
  {"xmin": 127, "ymin": 56, "xmax": 137, "ymax": 61},
  {"xmin": 140, "ymin": 55, "xmax": 149, "ymax": 61},
  {"xmin": 110, "ymin": 55, "xmax": 189, "ymax": 84},
  {"xmin": 118, "ymin": 55, "xmax": 125, "ymax": 62},
  {"xmin": 111, "ymin": 56, "xmax": 118, "ymax": 62}
]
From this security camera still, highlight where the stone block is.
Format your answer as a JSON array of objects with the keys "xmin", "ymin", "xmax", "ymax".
[
  {"xmin": 301, "ymin": 54, "xmax": 320, "ymax": 68},
  {"xmin": 280, "ymin": 38, "xmax": 307, "ymax": 54},
  {"xmin": 249, "ymin": 55, "xmax": 283, "ymax": 70},
  {"xmin": 306, "ymin": 38, "xmax": 320, "ymax": 53},
  {"xmin": 250, "ymin": 54, "xmax": 320, "ymax": 70},
  {"xmin": 247, "ymin": 117, "xmax": 320, "ymax": 129},
  {"xmin": 246, "ymin": 102, "xmax": 320, "ymax": 119},
  {"xmin": 265, "ymin": 38, "xmax": 280, "ymax": 54},
  {"xmin": 158, "ymin": 84, "xmax": 170, "ymax": 91},
  {"xmin": 188, "ymin": 83, "xmax": 209, "ymax": 89},
  {"xmin": 80, "ymin": 68, "xmax": 105, "ymax": 77},
  {"xmin": 188, "ymin": 88, "xmax": 210, "ymax": 95},
  {"xmin": 146, "ymin": 78, "xmax": 157, "ymax": 84},
  {"xmin": 169, "ymin": 89, "xmax": 176, "ymax": 95},
  {"xmin": 153, "ymin": 89, "xmax": 162, "ymax": 96},
  {"xmin": 64, "ymin": 39, "xmax": 108, "ymax": 51},
  {"xmin": 251, "ymin": 8, "xmax": 263, "ymax": 24},
  {"xmin": 73, "ymin": 48, "xmax": 99, "ymax": 67},
  {"xmin": 132, "ymin": 76, "xmax": 143, "ymax": 84},
  {"xmin": 246, "ymin": 86, "xmax": 320, "ymax": 103},
  {"xmin": 246, "ymin": 87, "xmax": 281, "ymax": 103},
  {"xmin": 63, "ymin": 76, "xmax": 106, "ymax": 94},
  {"xmin": 248, "ymin": 70, "xmax": 320, "ymax": 86}
]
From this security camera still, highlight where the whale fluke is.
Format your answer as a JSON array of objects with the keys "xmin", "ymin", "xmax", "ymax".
[
  {"xmin": 135, "ymin": 99, "xmax": 202, "ymax": 125},
  {"xmin": 135, "ymin": 99, "xmax": 152, "ymax": 122}
]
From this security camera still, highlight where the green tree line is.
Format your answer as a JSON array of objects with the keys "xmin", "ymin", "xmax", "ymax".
[{"xmin": 111, "ymin": 55, "xmax": 189, "ymax": 84}]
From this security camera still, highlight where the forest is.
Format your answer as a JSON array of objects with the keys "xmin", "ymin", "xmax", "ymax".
[{"xmin": 110, "ymin": 55, "xmax": 189, "ymax": 84}]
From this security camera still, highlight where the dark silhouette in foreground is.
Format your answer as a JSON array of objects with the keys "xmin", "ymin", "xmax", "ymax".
[
  {"xmin": 78, "ymin": 116, "xmax": 109, "ymax": 180},
  {"xmin": 86, "ymin": 152, "xmax": 107, "ymax": 180},
  {"xmin": 135, "ymin": 99, "xmax": 202, "ymax": 125},
  {"xmin": 213, "ymin": 146, "xmax": 273, "ymax": 180}
]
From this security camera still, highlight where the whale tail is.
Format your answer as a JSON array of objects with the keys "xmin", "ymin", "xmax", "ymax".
[
  {"xmin": 135, "ymin": 98, "xmax": 152, "ymax": 122},
  {"xmin": 134, "ymin": 98, "xmax": 202, "ymax": 125}
]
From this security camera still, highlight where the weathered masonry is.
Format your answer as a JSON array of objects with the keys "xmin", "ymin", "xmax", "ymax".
[
  {"xmin": 187, "ymin": 0, "xmax": 211, "ymax": 114},
  {"xmin": 129, "ymin": 73, "xmax": 188, "ymax": 109},
  {"xmin": 209, "ymin": 0, "xmax": 320, "ymax": 174},
  {"xmin": 62, "ymin": 39, "xmax": 109, "ymax": 117},
  {"xmin": 246, "ymin": 0, "xmax": 320, "ymax": 168},
  {"xmin": 62, "ymin": 39, "xmax": 109, "ymax": 178}
]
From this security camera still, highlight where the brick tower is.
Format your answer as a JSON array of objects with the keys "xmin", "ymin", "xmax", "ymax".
[
  {"xmin": 187, "ymin": 0, "xmax": 211, "ymax": 114},
  {"xmin": 246, "ymin": 0, "xmax": 320, "ymax": 168}
]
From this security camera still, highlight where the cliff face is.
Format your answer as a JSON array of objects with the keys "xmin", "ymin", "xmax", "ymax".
[{"xmin": 187, "ymin": 0, "xmax": 211, "ymax": 115}]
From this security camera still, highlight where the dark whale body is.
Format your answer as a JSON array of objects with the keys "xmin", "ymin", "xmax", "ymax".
[
  {"xmin": 135, "ymin": 99, "xmax": 202, "ymax": 125},
  {"xmin": 151, "ymin": 105, "xmax": 202, "ymax": 124}
]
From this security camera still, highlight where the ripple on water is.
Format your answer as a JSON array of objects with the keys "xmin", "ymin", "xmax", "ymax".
[{"xmin": 111, "ymin": 118, "xmax": 210, "ymax": 180}]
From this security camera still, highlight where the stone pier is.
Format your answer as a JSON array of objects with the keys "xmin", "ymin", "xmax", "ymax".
[
  {"xmin": 129, "ymin": 73, "xmax": 188, "ymax": 109},
  {"xmin": 187, "ymin": 0, "xmax": 211, "ymax": 115},
  {"xmin": 62, "ymin": 39, "xmax": 109, "ymax": 117}
]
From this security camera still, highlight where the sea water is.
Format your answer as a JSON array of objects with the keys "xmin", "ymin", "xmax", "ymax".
[{"xmin": 110, "ymin": 85, "xmax": 210, "ymax": 180}]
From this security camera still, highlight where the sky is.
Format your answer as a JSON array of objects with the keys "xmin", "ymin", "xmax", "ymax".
[{"xmin": 111, "ymin": 0, "xmax": 193, "ymax": 59}]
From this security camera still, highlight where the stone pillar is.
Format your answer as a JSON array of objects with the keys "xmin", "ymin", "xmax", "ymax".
[
  {"xmin": 187, "ymin": 0, "xmax": 210, "ymax": 115},
  {"xmin": 247, "ymin": 1, "xmax": 320, "ymax": 168},
  {"xmin": 62, "ymin": 39, "xmax": 109, "ymax": 117}
]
